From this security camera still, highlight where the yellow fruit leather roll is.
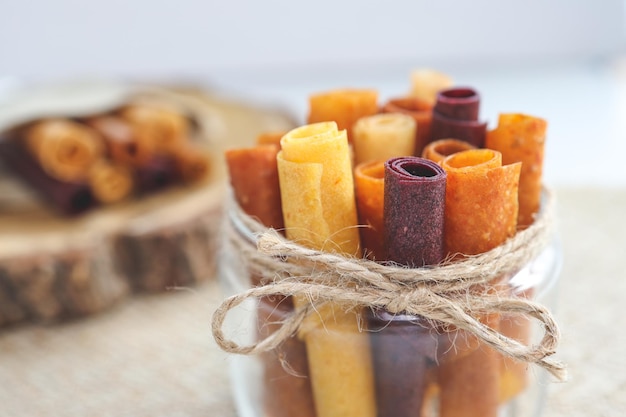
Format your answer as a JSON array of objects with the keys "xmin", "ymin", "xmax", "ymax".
[
  {"xmin": 438, "ymin": 148, "xmax": 521, "ymax": 417},
  {"xmin": 277, "ymin": 122, "xmax": 376, "ymax": 417},
  {"xmin": 88, "ymin": 159, "xmax": 134, "ymax": 204},
  {"xmin": 307, "ymin": 89, "xmax": 378, "ymax": 142},
  {"xmin": 422, "ymin": 138, "xmax": 476, "ymax": 164},
  {"xmin": 25, "ymin": 119, "xmax": 103, "ymax": 182},
  {"xmin": 351, "ymin": 113, "xmax": 416, "ymax": 166},
  {"xmin": 120, "ymin": 105, "xmax": 189, "ymax": 156}
]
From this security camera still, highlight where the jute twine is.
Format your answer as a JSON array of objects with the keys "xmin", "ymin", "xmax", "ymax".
[{"xmin": 212, "ymin": 188, "xmax": 567, "ymax": 381}]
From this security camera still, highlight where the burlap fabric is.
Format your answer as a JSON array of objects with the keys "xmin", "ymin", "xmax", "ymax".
[{"xmin": 1, "ymin": 187, "xmax": 624, "ymax": 417}]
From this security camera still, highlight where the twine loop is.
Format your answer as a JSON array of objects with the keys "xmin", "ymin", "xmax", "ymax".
[{"xmin": 212, "ymin": 188, "xmax": 566, "ymax": 381}]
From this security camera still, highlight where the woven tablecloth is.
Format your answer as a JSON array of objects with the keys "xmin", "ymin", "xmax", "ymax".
[{"xmin": 1, "ymin": 187, "xmax": 624, "ymax": 417}]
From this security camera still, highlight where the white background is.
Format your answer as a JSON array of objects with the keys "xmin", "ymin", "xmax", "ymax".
[{"xmin": 1, "ymin": 0, "xmax": 625, "ymax": 187}]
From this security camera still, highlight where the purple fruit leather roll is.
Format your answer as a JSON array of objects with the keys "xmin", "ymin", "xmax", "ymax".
[{"xmin": 431, "ymin": 87, "xmax": 487, "ymax": 148}]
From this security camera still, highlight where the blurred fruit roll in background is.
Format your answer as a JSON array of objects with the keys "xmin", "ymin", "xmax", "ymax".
[
  {"xmin": 351, "ymin": 113, "xmax": 416, "ymax": 166},
  {"xmin": 120, "ymin": 105, "xmax": 189, "ymax": 155},
  {"xmin": 25, "ymin": 119, "xmax": 103, "ymax": 182},
  {"xmin": 408, "ymin": 68, "xmax": 454, "ymax": 105},
  {"xmin": 171, "ymin": 144, "xmax": 212, "ymax": 184},
  {"xmin": 88, "ymin": 159, "xmax": 133, "ymax": 204},
  {"xmin": 367, "ymin": 156, "xmax": 446, "ymax": 417},
  {"xmin": 85, "ymin": 116, "xmax": 153, "ymax": 166},
  {"xmin": 277, "ymin": 122, "xmax": 376, "ymax": 417},
  {"xmin": 307, "ymin": 89, "xmax": 378, "ymax": 142},
  {"xmin": 438, "ymin": 148, "xmax": 521, "ymax": 417},
  {"xmin": 431, "ymin": 87, "xmax": 487, "ymax": 148}
]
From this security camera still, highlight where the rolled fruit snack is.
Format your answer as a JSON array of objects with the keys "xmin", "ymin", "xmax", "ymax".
[
  {"xmin": 225, "ymin": 144, "xmax": 315, "ymax": 417},
  {"xmin": 438, "ymin": 149, "xmax": 521, "ymax": 417},
  {"xmin": 256, "ymin": 131, "xmax": 288, "ymax": 147},
  {"xmin": 353, "ymin": 160, "xmax": 386, "ymax": 260},
  {"xmin": 421, "ymin": 138, "xmax": 476, "ymax": 164},
  {"xmin": 366, "ymin": 157, "xmax": 445, "ymax": 417},
  {"xmin": 381, "ymin": 97, "xmax": 434, "ymax": 156},
  {"xmin": 307, "ymin": 89, "xmax": 378, "ymax": 142},
  {"xmin": 88, "ymin": 159, "xmax": 134, "ymax": 204},
  {"xmin": 277, "ymin": 122, "xmax": 376, "ymax": 417},
  {"xmin": 351, "ymin": 113, "xmax": 416, "ymax": 166},
  {"xmin": 84, "ymin": 115, "xmax": 154, "ymax": 166},
  {"xmin": 0, "ymin": 134, "xmax": 94, "ymax": 215},
  {"xmin": 120, "ymin": 104, "xmax": 189, "ymax": 156},
  {"xmin": 408, "ymin": 68, "xmax": 454, "ymax": 105},
  {"xmin": 171, "ymin": 144, "xmax": 212, "ymax": 184},
  {"xmin": 485, "ymin": 113, "xmax": 548, "ymax": 402},
  {"xmin": 24, "ymin": 119, "xmax": 103, "ymax": 182},
  {"xmin": 431, "ymin": 87, "xmax": 488, "ymax": 148}
]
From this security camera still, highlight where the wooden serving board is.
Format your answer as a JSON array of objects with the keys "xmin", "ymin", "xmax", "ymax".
[{"xmin": 0, "ymin": 83, "xmax": 295, "ymax": 327}]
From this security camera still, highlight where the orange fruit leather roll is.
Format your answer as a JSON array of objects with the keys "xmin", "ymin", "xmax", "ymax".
[
  {"xmin": 277, "ymin": 122, "xmax": 376, "ymax": 417},
  {"xmin": 351, "ymin": 113, "xmax": 416, "ymax": 166},
  {"xmin": 485, "ymin": 113, "xmax": 547, "ymax": 227},
  {"xmin": 353, "ymin": 160, "xmax": 385, "ymax": 260},
  {"xmin": 224, "ymin": 144, "xmax": 284, "ymax": 232},
  {"xmin": 408, "ymin": 68, "xmax": 454, "ymax": 105},
  {"xmin": 438, "ymin": 149, "xmax": 521, "ymax": 417},
  {"xmin": 422, "ymin": 138, "xmax": 476, "ymax": 164},
  {"xmin": 485, "ymin": 114, "xmax": 547, "ymax": 403},
  {"xmin": 85, "ymin": 116, "xmax": 154, "ymax": 166},
  {"xmin": 381, "ymin": 96, "xmax": 434, "ymax": 156},
  {"xmin": 256, "ymin": 131, "xmax": 288, "ymax": 147},
  {"xmin": 25, "ymin": 119, "xmax": 103, "ymax": 182},
  {"xmin": 88, "ymin": 159, "xmax": 134, "ymax": 204},
  {"xmin": 171, "ymin": 144, "xmax": 212, "ymax": 184},
  {"xmin": 307, "ymin": 89, "xmax": 378, "ymax": 142},
  {"xmin": 120, "ymin": 105, "xmax": 189, "ymax": 156}
]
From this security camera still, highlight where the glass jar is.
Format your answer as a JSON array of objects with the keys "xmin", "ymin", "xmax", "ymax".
[{"xmin": 218, "ymin": 200, "xmax": 562, "ymax": 417}]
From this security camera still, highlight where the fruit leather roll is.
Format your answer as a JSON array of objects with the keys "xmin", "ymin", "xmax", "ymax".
[
  {"xmin": 367, "ymin": 157, "xmax": 446, "ymax": 417},
  {"xmin": 408, "ymin": 68, "xmax": 454, "ymax": 105},
  {"xmin": 256, "ymin": 131, "xmax": 288, "ymax": 147},
  {"xmin": 353, "ymin": 160, "xmax": 385, "ymax": 261},
  {"xmin": 225, "ymin": 144, "xmax": 284, "ymax": 233},
  {"xmin": 88, "ymin": 159, "xmax": 134, "ymax": 204},
  {"xmin": 485, "ymin": 113, "xmax": 547, "ymax": 227},
  {"xmin": 120, "ymin": 104, "xmax": 189, "ymax": 155},
  {"xmin": 307, "ymin": 89, "xmax": 378, "ymax": 142},
  {"xmin": 381, "ymin": 97, "xmax": 434, "ymax": 156},
  {"xmin": 171, "ymin": 144, "xmax": 212, "ymax": 184},
  {"xmin": 134, "ymin": 156, "xmax": 177, "ymax": 194},
  {"xmin": 0, "ymin": 136, "xmax": 94, "ymax": 215},
  {"xmin": 422, "ymin": 138, "xmax": 476, "ymax": 164},
  {"xmin": 25, "ymin": 119, "xmax": 103, "ymax": 182},
  {"xmin": 431, "ymin": 88, "xmax": 487, "ymax": 148},
  {"xmin": 351, "ymin": 113, "xmax": 416, "ymax": 166},
  {"xmin": 277, "ymin": 122, "xmax": 376, "ymax": 417},
  {"xmin": 438, "ymin": 149, "xmax": 521, "ymax": 417},
  {"xmin": 84, "ymin": 115, "xmax": 154, "ymax": 166}
]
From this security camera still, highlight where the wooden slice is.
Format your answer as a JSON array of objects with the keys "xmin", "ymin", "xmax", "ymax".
[{"xmin": 0, "ymin": 83, "xmax": 295, "ymax": 327}]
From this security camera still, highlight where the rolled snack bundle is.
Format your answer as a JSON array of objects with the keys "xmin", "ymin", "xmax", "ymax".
[
  {"xmin": 277, "ymin": 122, "xmax": 376, "ymax": 417},
  {"xmin": 25, "ymin": 119, "xmax": 103, "ymax": 182},
  {"xmin": 485, "ymin": 114, "xmax": 547, "ymax": 402},
  {"xmin": 88, "ymin": 159, "xmax": 134, "ymax": 204},
  {"xmin": 438, "ymin": 149, "xmax": 521, "ymax": 417},
  {"xmin": 422, "ymin": 138, "xmax": 476, "ymax": 164},
  {"xmin": 367, "ymin": 157, "xmax": 445, "ymax": 417},
  {"xmin": 408, "ymin": 68, "xmax": 454, "ymax": 105},
  {"xmin": 256, "ymin": 131, "xmax": 288, "ymax": 147},
  {"xmin": 353, "ymin": 160, "xmax": 385, "ymax": 260},
  {"xmin": 225, "ymin": 145, "xmax": 284, "ymax": 233},
  {"xmin": 171, "ymin": 144, "xmax": 212, "ymax": 184},
  {"xmin": 84, "ymin": 116, "xmax": 153, "ymax": 166},
  {"xmin": 485, "ymin": 113, "xmax": 547, "ymax": 227},
  {"xmin": 351, "ymin": 113, "xmax": 416, "ymax": 166},
  {"xmin": 120, "ymin": 104, "xmax": 189, "ymax": 155},
  {"xmin": 307, "ymin": 89, "xmax": 378, "ymax": 141},
  {"xmin": 431, "ymin": 87, "xmax": 488, "ymax": 148},
  {"xmin": 381, "ymin": 97, "xmax": 433, "ymax": 156},
  {"xmin": 0, "ymin": 137, "xmax": 94, "ymax": 215}
]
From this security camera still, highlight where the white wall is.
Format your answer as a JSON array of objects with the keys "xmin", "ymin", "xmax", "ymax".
[{"xmin": 0, "ymin": 0, "xmax": 623, "ymax": 81}]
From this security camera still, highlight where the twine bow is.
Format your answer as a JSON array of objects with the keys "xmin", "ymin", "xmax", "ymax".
[{"xmin": 212, "ymin": 188, "xmax": 567, "ymax": 381}]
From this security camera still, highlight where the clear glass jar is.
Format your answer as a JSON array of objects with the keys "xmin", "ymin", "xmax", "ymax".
[{"xmin": 218, "ymin": 202, "xmax": 562, "ymax": 417}]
